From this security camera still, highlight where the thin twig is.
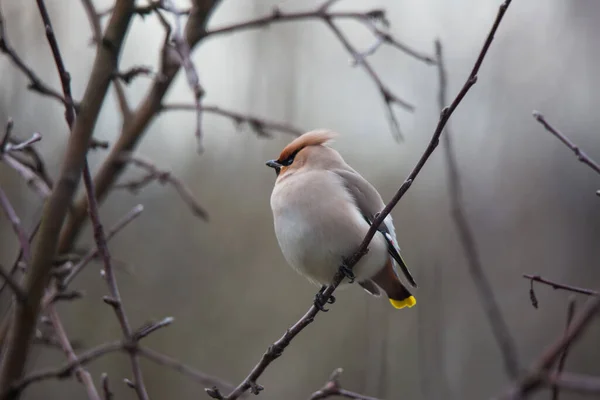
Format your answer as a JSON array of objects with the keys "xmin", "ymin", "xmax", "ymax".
[
  {"xmin": 325, "ymin": 18, "xmax": 410, "ymax": 140},
  {"xmin": 0, "ymin": 8, "xmax": 71, "ymax": 108},
  {"xmin": 6, "ymin": 341, "xmax": 123, "ymax": 398},
  {"xmin": 533, "ymin": 111, "xmax": 600, "ymax": 176},
  {"xmin": 1, "ymin": 154, "xmax": 52, "ymax": 198},
  {"xmin": 61, "ymin": 204, "xmax": 143, "ymax": 288},
  {"xmin": 160, "ymin": 103, "xmax": 302, "ymax": 137},
  {"xmin": 221, "ymin": 2, "xmax": 514, "ymax": 398},
  {"xmin": 435, "ymin": 39, "xmax": 519, "ymax": 378},
  {"xmin": 0, "ymin": 187, "xmax": 31, "ymax": 267},
  {"xmin": 136, "ymin": 346, "xmax": 237, "ymax": 393},
  {"xmin": 551, "ymin": 297, "xmax": 576, "ymax": 400},
  {"xmin": 497, "ymin": 296, "xmax": 600, "ymax": 399},
  {"xmin": 543, "ymin": 371, "xmax": 600, "ymax": 397},
  {"xmin": 159, "ymin": 1, "xmax": 205, "ymax": 152},
  {"xmin": 3, "ymin": 133, "xmax": 42, "ymax": 153},
  {"xmin": 309, "ymin": 368, "xmax": 382, "ymax": 400},
  {"xmin": 79, "ymin": 0, "xmax": 132, "ymax": 119},
  {"xmin": 524, "ymin": 274, "xmax": 598, "ymax": 297},
  {"xmin": 47, "ymin": 305, "xmax": 100, "ymax": 400},
  {"xmin": 203, "ymin": 5, "xmax": 433, "ymax": 64},
  {"xmin": 116, "ymin": 153, "xmax": 208, "ymax": 220}
]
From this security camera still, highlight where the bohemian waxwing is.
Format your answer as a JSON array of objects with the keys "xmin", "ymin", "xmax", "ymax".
[{"xmin": 266, "ymin": 129, "xmax": 417, "ymax": 309}]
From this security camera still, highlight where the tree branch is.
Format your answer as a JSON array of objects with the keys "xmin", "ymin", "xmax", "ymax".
[
  {"xmin": 524, "ymin": 274, "xmax": 598, "ymax": 299},
  {"xmin": 46, "ymin": 305, "xmax": 100, "ymax": 400},
  {"xmin": 0, "ymin": 0, "xmax": 136, "ymax": 391},
  {"xmin": 0, "ymin": 187, "xmax": 29, "ymax": 303},
  {"xmin": 0, "ymin": 8, "xmax": 70, "ymax": 107},
  {"xmin": 160, "ymin": 103, "xmax": 302, "ymax": 138},
  {"xmin": 220, "ymin": 1, "xmax": 514, "ymax": 398},
  {"xmin": 5, "ymin": 340, "xmax": 123, "ymax": 398},
  {"xmin": 435, "ymin": 39, "xmax": 519, "ymax": 378},
  {"xmin": 551, "ymin": 297, "xmax": 576, "ymax": 400},
  {"xmin": 497, "ymin": 296, "xmax": 600, "ymax": 399},
  {"xmin": 533, "ymin": 111, "xmax": 600, "ymax": 176},
  {"xmin": 33, "ymin": 1, "xmax": 149, "ymax": 397},
  {"xmin": 115, "ymin": 153, "xmax": 208, "ymax": 220},
  {"xmin": 309, "ymin": 368, "xmax": 382, "ymax": 400}
]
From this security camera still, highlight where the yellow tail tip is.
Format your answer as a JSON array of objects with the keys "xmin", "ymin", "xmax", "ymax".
[{"xmin": 389, "ymin": 296, "xmax": 416, "ymax": 309}]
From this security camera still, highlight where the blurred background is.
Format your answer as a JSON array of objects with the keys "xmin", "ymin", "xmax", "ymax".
[{"xmin": 1, "ymin": 0, "xmax": 599, "ymax": 399}]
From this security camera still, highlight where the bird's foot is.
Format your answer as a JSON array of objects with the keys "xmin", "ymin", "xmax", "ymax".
[
  {"xmin": 339, "ymin": 259, "xmax": 355, "ymax": 283},
  {"xmin": 314, "ymin": 285, "xmax": 335, "ymax": 312}
]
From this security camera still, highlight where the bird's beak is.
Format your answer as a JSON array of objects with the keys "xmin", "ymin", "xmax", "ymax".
[{"xmin": 265, "ymin": 160, "xmax": 282, "ymax": 169}]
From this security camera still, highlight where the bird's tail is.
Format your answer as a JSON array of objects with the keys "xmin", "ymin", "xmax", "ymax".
[{"xmin": 372, "ymin": 259, "xmax": 416, "ymax": 309}]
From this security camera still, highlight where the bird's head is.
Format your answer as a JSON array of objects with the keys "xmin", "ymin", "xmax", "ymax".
[{"xmin": 265, "ymin": 129, "xmax": 339, "ymax": 180}]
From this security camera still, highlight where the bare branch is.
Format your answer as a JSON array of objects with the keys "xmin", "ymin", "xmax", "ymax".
[
  {"xmin": 136, "ymin": 346, "xmax": 237, "ymax": 393},
  {"xmin": 3, "ymin": 133, "xmax": 42, "ymax": 153},
  {"xmin": 1, "ymin": 154, "xmax": 52, "ymax": 199},
  {"xmin": 324, "ymin": 18, "xmax": 410, "ymax": 140},
  {"xmin": 116, "ymin": 153, "xmax": 208, "ymax": 220},
  {"xmin": 309, "ymin": 368, "xmax": 382, "ymax": 400},
  {"xmin": 47, "ymin": 306, "xmax": 100, "ymax": 400},
  {"xmin": 543, "ymin": 371, "xmax": 600, "ymax": 397},
  {"xmin": 0, "ymin": 0, "xmax": 136, "ymax": 390},
  {"xmin": 6, "ymin": 341, "xmax": 123, "ymax": 398},
  {"xmin": 551, "ymin": 298, "xmax": 576, "ymax": 400},
  {"xmin": 158, "ymin": 1, "xmax": 205, "ymax": 152},
  {"xmin": 221, "ymin": 1, "xmax": 514, "ymax": 398},
  {"xmin": 524, "ymin": 274, "xmax": 598, "ymax": 298},
  {"xmin": 0, "ymin": 9, "xmax": 71, "ymax": 108},
  {"xmin": 203, "ymin": 5, "xmax": 431, "ymax": 65},
  {"xmin": 161, "ymin": 103, "xmax": 302, "ymax": 137},
  {"xmin": 435, "ymin": 39, "xmax": 519, "ymax": 378},
  {"xmin": 497, "ymin": 296, "xmax": 600, "ymax": 399},
  {"xmin": 533, "ymin": 111, "xmax": 600, "ymax": 176},
  {"xmin": 33, "ymin": 1, "xmax": 150, "ymax": 397},
  {"xmin": 80, "ymin": 0, "xmax": 133, "ymax": 119}
]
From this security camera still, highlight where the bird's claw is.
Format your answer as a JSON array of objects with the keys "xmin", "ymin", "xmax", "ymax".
[
  {"xmin": 339, "ymin": 261, "xmax": 355, "ymax": 283},
  {"xmin": 314, "ymin": 286, "xmax": 335, "ymax": 312}
]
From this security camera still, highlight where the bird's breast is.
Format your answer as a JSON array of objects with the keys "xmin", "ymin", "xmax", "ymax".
[{"xmin": 270, "ymin": 170, "xmax": 387, "ymax": 285}]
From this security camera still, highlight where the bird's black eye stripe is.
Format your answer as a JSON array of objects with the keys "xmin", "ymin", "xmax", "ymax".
[{"xmin": 279, "ymin": 149, "xmax": 300, "ymax": 166}]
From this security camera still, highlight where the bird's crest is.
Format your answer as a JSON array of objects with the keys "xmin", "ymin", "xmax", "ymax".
[{"xmin": 277, "ymin": 129, "xmax": 338, "ymax": 162}]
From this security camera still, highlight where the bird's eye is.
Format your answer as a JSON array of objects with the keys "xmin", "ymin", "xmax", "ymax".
[{"xmin": 279, "ymin": 150, "xmax": 300, "ymax": 167}]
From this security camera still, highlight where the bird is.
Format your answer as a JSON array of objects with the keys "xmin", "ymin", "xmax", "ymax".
[{"xmin": 265, "ymin": 129, "xmax": 417, "ymax": 310}]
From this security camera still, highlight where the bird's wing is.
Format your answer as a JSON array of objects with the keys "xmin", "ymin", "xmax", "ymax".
[{"xmin": 332, "ymin": 168, "xmax": 417, "ymax": 288}]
